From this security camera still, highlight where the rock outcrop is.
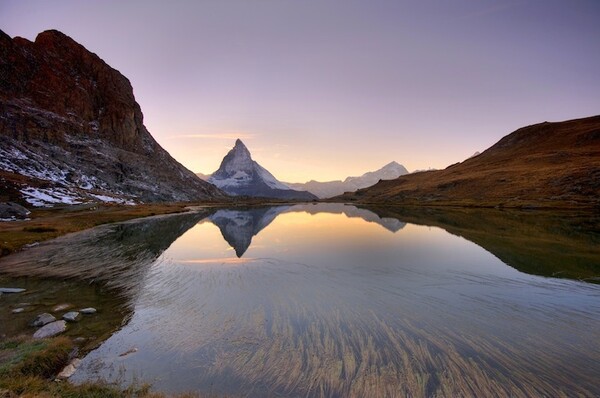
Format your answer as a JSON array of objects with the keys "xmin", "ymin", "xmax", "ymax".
[{"xmin": 0, "ymin": 29, "xmax": 224, "ymax": 204}]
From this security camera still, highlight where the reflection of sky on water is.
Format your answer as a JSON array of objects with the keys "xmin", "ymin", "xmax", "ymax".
[{"xmin": 71, "ymin": 205, "xmax": 600, "ymax": 397}]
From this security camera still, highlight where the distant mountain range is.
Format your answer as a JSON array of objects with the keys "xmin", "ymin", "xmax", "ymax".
[
  {"xmin": 202, "ymin": 139, "xmax": 317, "ymax": 200},
  {"xmin": 338, "ymin": 116, "xmax": 600, "ymax": 209},
  {"xmin": 0, "ymin": 29, "xmax": 223, "ymax": 206},
  {"xmin": 285, "ymin": 161, "xmax": 408, "ymax": 199}
]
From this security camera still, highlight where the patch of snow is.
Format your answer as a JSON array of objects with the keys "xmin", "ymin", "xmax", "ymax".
[
  {"xmin": 20, "ymin": 187, "xmax": 83, "ymax": 207},
  {"xmin": 255, "ymin": 163, "xmax": 291, "ymax": 190},
  {"xmin": 89, "ymin": 193, "xmax": 136, "ymax": 205}
]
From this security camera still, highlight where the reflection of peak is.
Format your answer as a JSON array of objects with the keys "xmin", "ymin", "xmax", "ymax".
[
  {"xmin": 208, "ymin": 206, "xmax": 290, "ymax": 257},
  {"xmin": 206, "ymin": 204, "xmax": 407, "ymax": 257}
]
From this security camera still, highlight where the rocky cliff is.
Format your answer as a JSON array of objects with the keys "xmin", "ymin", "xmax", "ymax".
[{"xmin": 0, "ymin": 29, "xmax": 224, "ymax": 205}]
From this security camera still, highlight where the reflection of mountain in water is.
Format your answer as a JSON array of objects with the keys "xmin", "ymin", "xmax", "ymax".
[
  {"xmin": 205, "ymin": 204, "xmax": 406, "ymax": 257},
  {"xmin": 365, "ymin": 206, "xmax": 600, "ymax": 283},
  {"xmin": 290, "ymin": 203, "xmax": 406, "ymax": 232},
  {"xmin": 207, "ymin": 207, "xmax": 291, "ymax": 257},
  {"xmin": 0, "ymin": 210, "xmax": 211, "ymax": 305}
]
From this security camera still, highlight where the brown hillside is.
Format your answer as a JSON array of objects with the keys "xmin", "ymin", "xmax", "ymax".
[{"xmin": 338, "ymin": 116, "xmax": 600, "ymax": 209}]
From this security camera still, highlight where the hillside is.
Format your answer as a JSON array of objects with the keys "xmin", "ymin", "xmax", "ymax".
[
  {"xmin": 338, "ymin": 116, "xmax": 600, "ymax": 209},
  {"xmin": 0, "ymin": 29, "xmax": 224, "ymax": 205}
]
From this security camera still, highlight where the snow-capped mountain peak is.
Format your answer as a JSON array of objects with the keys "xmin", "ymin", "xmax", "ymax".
[{"xmin": 208, "ymin": 139, "xmax": 317, "ymax": 200}]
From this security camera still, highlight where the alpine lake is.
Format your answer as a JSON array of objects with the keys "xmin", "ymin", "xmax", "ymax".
[{"xmin": 1, "ymin": 203, "xmax": 599, "ymax": 397}]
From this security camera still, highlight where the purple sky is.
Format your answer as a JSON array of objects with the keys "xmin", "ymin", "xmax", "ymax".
[{"xmin": 2, "ymin": 0, "xmax": 599, "ymax": 182}]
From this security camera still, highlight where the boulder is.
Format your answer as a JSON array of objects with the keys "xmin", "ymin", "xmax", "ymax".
[
  {"xmin": 62, "ymin": 311, "xmax": 80, "ymax": 322},
  {"xmin": 31, "ymin": 313, "xmax": 57, "ymax": 327},
  {"xmin": 33, "ymin": 320, "xmax": 67, "ymax": 339},
  {"xmin": 0, "ymin": 202, "xmax": 30, "ymax": 220},
  {"xmin": 56, "ymin": 358, "xmax": 81, "ymax": 379}
]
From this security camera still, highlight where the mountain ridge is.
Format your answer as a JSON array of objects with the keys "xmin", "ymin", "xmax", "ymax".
[
  {"xmin": 0, "ymin": 29, "xmax": 224, "ymax": 205},
  {"xmin": 285, "ymin": 161, "xmax": 408, "ymax": 198},
  {"xmin": 337, "ymin": 115, "xmax": 600, "ymax": 209}
]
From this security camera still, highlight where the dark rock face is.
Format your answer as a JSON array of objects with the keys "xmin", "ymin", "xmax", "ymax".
[
  {"xmin": 0, "ymin": 29, "xmax": 224, "ymax": 203},
  {"xmin": 208, "ymin": 139, "xmax": 317, "ymax": 200},
  {"xmin": 0, "ymin": 202, "xmax": 30, "ymax": 220}
]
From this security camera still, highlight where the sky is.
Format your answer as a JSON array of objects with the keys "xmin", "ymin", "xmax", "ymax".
[{"xmin": 1, "ymin": 0, "xmax": 599, "ymax": 182}]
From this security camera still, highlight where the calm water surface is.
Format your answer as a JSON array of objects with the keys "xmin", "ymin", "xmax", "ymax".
[{"xmin": 1, "ymin": 204, "xmax": 599, "ymax": 397}]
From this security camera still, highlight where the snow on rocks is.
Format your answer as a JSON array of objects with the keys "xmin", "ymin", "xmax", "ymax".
[{"xmin": 20, "ymin": 187, "xmax": 83, "ymax": 207}]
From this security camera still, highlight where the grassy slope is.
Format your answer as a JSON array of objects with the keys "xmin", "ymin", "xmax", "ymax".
[{"xmin": 339, "ymin": 115, "xmax": 600, "ymax": 208}]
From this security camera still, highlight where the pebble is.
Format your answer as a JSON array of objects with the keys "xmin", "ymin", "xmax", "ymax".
[
  {"xmin": 32, "ymin": 313, "xmax": 57, "ymax": 327},
  {"xmin": 79, "ymin": 307, "xmax": 97, "ymax": 314},
  {"xmin": 62, "ymin": 311, "xmax": 80, "ymax": 322},
  {"xmin": 33, "ymin": 320, "xmax": 67, "ymax": 339},
  {"xmin": 11, "ymin": 308, "xmax": 25, "ymax": 314},
  {"xmin": 0, "ymin": 288, "xmax": 26, "ymax": 294}
]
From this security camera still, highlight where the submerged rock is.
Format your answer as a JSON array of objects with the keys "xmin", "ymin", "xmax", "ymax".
[
  {"xmin": 0, "ymin": 288, "xmax": 26, "ymax": 293},
  {"xmin": 33, "ymin": 320, "xmax": 67, "ymax": 339},
  {"xmin": 62, "ymin": 311, "xmax": 80, "ymax": 322},
  {"xmin": 11, "ymin": 308, "xmax": 25, "ymax": 314},
  {"xmin": 52, "ymin": 303, "xmax": 72, "ymax": 312},
  {"xmin": 31, "ymin": 313, "xmax": 57, "ymax": 327},
  {"xmin": 79, "ymin": 307, "xmax": 97, "ymax": 314}
]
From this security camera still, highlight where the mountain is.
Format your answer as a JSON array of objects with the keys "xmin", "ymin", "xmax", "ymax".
[
  {"xmin": 207, "ymin": 139, "xmax": 317, "ymax": 200},
  {"xmin": 337, "ymin": 116, "xmax": 600, "ymax": 209},
  {"xmin": 286, "ymin": 161, "xmax": 408, "ymax": 199},
  {"xmin": 0, "ymin": 29, "xmax": 224, "ymax": 206}
]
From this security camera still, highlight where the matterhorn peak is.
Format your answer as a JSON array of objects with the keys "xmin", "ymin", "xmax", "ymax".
[{"xmin": 208, "ymin": 139, "xmax": 317, "ymax": 200}]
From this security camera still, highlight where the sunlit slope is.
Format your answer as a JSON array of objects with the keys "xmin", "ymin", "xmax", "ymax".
[{"xmin": 338, "ymin": 115, "xmax": 600, "ymax": 208}]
